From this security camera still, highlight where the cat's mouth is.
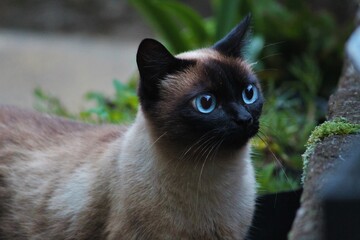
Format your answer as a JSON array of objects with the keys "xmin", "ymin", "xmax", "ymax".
[{"xmin": 220, "ymin": 121, "xmax": 260, "ymax": 148}]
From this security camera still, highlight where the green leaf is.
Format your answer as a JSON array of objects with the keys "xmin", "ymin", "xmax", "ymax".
[
  {"xmin": 159, "ymin": 0, "xmax": 209, "ymax": 47},
  {"xmin": 85, "ymin": 92, "xmax": 106, "ymax": 105},
  {"xmin": 129, "ymin": 0, "xmax": 190, "ymax": 53},
  {"xmin": 212, "ymin": 0, "xmax": 241, "ymax": 40},
  {"xmin": 33, "ymin": 87, "xmax": 72, "ymax": 118},
  {"xmin": 113, "ymin": 79, "xmax": 126, "ymax": 93}
]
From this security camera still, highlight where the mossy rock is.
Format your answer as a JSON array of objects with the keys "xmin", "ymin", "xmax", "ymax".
[{"xmin": 302, "ymin": 117, "xmax": 360, "ymax": 183}]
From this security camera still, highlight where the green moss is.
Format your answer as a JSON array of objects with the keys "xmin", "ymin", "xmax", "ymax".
[
  {"xmin": 306, "ymin": 117, "xmax": 360, "ymax": 146},
  {"xmin": 301, "ymin": 117, "xmax": 360, "ymax": 183}
]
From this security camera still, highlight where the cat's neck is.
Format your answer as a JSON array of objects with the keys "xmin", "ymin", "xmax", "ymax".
[{"xmin": 113, "ymin": 109, "xmax": 256, "ymax": 236}]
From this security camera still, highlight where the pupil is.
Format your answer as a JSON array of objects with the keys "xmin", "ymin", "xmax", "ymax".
[
  {"xmin": 201, "ymin": 95, "xmax": 212, "ymax": 109},
  {"xmin": 246, "ymin": 86, "xmax": 253, "ymax": 99}
]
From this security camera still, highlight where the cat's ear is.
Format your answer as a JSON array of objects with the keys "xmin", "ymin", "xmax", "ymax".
[
  {"xmin": 136, "ymin": 39, "xmax": 192, "ymax": 108},
  {"xmin": 136, "ymin": 39, "xmax": 176, "ymax": 106},
  {"xmin": 213, "ymin": 14, "xmax": 252, "ymax": 58},
  {"xmin": 136, "ymin": 38, "xmax": 177, "ymax": 82}
]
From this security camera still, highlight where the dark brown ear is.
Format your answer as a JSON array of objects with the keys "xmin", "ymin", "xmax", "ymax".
[
  {"xmin": 137, "ymin": 38, "xmax": 176, "ymax": 82},
  {"xmin": 136, "ymin": 39, "xmax": 176, "ymax": 108},
  {"xmin": 136, "ymin": 39, "xmax": 193, "ymax": 110},
  {"xmin": 212, "ymin": 14, "xmax": 252, "ymax": 58}
]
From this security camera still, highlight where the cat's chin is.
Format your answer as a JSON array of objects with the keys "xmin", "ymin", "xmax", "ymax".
[
  {"xmin": 221, "ymin": 135, "xmax": 252, "ymax": 150},
  {"xmin": 225, "ymin": 125, "xmax": 259, "ymax": 148}
]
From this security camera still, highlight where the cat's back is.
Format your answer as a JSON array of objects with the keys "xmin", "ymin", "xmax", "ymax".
[
  {"xmin": 0, "ymin": 104, "xmax": 128, "ymax": 189},
  {"xmin": 0, "ymin": 105, "xmax": 126, "ymax": 239},
  {"xmin": 0, "ymin": 105, "xmax": 127, "ymax": 184},
  {"xmin": 0, "ymin": 105, "xmax": 125, "ymax": 151}
]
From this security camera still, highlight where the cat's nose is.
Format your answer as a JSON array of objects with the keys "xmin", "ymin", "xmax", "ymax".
[
  {"xmin": 234, "ymin": 114, "xmax": 253, "ymax": 127},
  {"xmin": 232, "ymin": 105, "xmax": 253, "ymax": 127}
]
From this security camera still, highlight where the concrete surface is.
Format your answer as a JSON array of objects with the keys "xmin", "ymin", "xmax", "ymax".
[{"xmin": 0, "ymin": 30, "xmax": 141, "ymax": 112}]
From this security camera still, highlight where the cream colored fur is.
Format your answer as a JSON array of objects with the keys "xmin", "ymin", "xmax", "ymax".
[
  {"xmin": 108, "ymin": 111, "xmax": 256, "ymax": 239},
  {"xmin": 0, "ymin": 105, "xmax": 256, "ymax": 239}
]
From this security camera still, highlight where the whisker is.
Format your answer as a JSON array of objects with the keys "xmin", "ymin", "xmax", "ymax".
[
  {"xmin": 193, "ymin": 136, "xmax": 217, "ymax": 169},
  {"xmin": 180, "ymin": 129, "xmax": 217, "ymax": 160},
  {"xmin": 254, "ymin": 68, "xmax": 279, "ymax": 74},
  {"xmin": 256, "ymin": 133, "xmax": 295, "ymax": 191},
  {"xmin": 248, "ymin": 61, "xmax": 258, "ymax": 68},
  {"xmin": 195, "ymin": 137, "xmax": 223, "ymax": 210},
  {"xmin": 198, "ymin": 136, "xmax": 224, "ymax": 187},
  {"xmin": 259, "ymin": 53, "xmax": 282, "ymax": 61},
  {"xmin": 256, "ymin": 67, "xmax": 279, "ymax": 73},
  {"xmin": 146, "ymin": 131, "xmax": 168, "ymax": 152},
  {"xmin": 210, "ymin": 136, "xmax": 225, "ymax": 166},
  {"xmin": 262, "ymin": 41, "xmax": 286, "ymax": 49},
  {"xmin": 174, "ymin": 131, "xmax": 217, "ymax": 171}
]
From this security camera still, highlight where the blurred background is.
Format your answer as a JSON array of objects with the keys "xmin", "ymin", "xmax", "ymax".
[
  {"xmin": 0, "ymin": 0, "xmax": 151, "ymax": 112},
  {"xmin": 0, "ymin": 0, "xmax": 357, "ymax": 194}
]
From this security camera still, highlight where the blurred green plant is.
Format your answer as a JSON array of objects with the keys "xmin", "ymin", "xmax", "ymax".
[
  {"xmin": 82, "ymin": 79, "xmax": 138, "ymax": 123},
  {"xmin": 34, "ymin": 0, "xmax": 353, "ymax": 194},
  {"xmin": 34, "ymin": 88, "xmax": 73, "ymax": 118},
  {"xmin": 35, "ymin": 79, "xmax": 138, "ymax": 124}
]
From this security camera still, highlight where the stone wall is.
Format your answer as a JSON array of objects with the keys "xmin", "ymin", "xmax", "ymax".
[{"xmin": 289, "ymin": 5, "xmax": 360, "ymax": 239}]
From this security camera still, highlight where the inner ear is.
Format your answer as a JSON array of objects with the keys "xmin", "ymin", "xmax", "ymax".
[{"xmin": 212, "ymin": 14, "xmax": 252, "ymax": 58}]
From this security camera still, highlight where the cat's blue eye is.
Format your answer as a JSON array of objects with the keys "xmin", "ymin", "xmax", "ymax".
[
  {"xmin": 242, "ymin": 84, "xmax": 258, "ymax": 104},
  {"xmin": 193, "ymin": 93, "xmax": 216, "ymax": 114}
]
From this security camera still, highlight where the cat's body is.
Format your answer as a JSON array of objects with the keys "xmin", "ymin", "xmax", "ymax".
[
  {"xmin": 0, "ymin": 106, "xmax": 123, "ymax": 239},
  {"xmin": 0, "ymin": 16, "xmax": 262, "ymax": 239}
]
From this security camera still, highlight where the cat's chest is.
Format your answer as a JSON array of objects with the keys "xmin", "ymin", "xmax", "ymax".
[
  {"xmin": 113, "ymin": 203, "xmax": 243, "ymax": 239},
  {"xmin": 113, "ymin": 159, "xmax": 253, "ymax": 239},
  {"xmin": 116, "ymin": 208, "xmax": 244, "ymax": 240}
]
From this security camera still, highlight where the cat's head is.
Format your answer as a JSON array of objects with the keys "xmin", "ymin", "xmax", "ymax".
[{"xmin": 136, "ymin": 15, "xmax": 263, "ymax": 150}]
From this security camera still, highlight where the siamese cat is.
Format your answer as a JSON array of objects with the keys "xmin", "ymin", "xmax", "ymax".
[{"xmin": 0, "ymin": 15, "xmax": 263, "ymax": 239}]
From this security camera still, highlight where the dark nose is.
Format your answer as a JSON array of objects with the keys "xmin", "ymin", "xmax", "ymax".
[{"xmin": 233, "ymin": 105, "xmax": 253, "ymax": 127}]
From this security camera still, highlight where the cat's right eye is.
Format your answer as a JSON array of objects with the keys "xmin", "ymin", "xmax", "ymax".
[
  {"xmin": 192, "ymin": 93, "xmax": 216, "ymax": 114},
  {"xmin": 242, "ymin": 84, "xmax": 258, "ymax": 105}
]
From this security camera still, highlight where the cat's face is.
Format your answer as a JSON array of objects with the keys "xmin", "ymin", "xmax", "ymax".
[{"xmin": 136, "ymin": 16, "xmax": 263, "ymax": 150}]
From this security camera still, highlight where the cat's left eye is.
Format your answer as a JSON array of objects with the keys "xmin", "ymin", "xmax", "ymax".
[
  {"xmin": 193, "ymin": 93, "xmax": 216, "ymax": 114},
  {"xmin": 242, "ymin": 84, "xmax": 258, "ymax": 104}
]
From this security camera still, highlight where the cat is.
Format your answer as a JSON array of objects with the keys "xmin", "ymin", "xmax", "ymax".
[{"xmin": 0, "ymin": 15, "xmax": 263, "ymax": 240}]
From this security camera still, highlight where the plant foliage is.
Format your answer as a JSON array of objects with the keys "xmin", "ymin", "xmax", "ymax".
[
  {"xmin": 34, "ymin": 0, "xmax": 353, "ymax": 194},
  {"xmin": 127, "ymin": 0, "xmax": 352, "ymax": 193}
]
